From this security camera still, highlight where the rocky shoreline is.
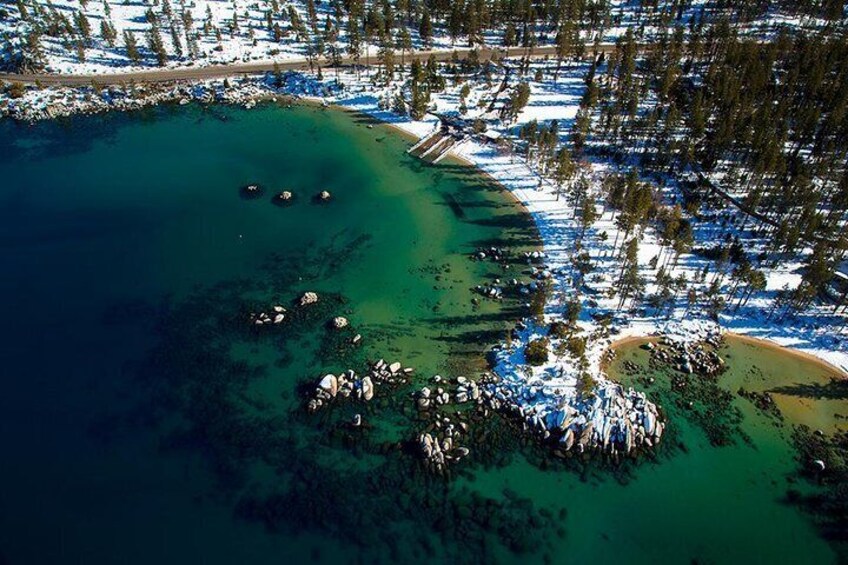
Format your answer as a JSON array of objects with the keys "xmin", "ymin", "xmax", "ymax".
[
  {"xmin": 8, "ymin": 70, "xmax": 671, "ymax": 463},
  {"xmin": 0, "ymin": 71, "xmax": 334, "ymax": 122},
  {"xmin": 488, "ymin": 357, "xmax": 664, "ymax": 458}
]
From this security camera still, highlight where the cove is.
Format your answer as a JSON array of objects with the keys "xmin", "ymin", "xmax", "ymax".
[
  {"xmin": 0, "ymin": 102, "xmax": 545, "ymax": 563},
  {"xmin": 455, "ymin": 335, "xmax": 845, "ymax": 563},
  {"xmin": 578, "ymin": 334, "xmax": 845, "ymax": 564}
]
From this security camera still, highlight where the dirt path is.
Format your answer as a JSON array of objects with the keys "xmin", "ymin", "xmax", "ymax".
[{"xmin": 0, "ymin": 44, "xmax": 622, "ymax": 86}]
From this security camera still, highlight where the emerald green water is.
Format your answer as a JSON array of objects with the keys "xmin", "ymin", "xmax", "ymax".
[
  {"xmin": 571, "ymin": 335, "xmax": 845, "ymax": 564},
  {"xmin": 0, "ymin": 103, "xmax": 844, "ymax": 564}
]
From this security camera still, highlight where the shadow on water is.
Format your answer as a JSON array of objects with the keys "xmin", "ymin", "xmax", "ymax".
[
  {"xmin": 465, "ymin": 212, "xmax": 539, "ymax": 231},
  {"xmin": 770, "ymin": 379, "xmax": 848, "ymax": 401},
  {"xmin": 0, "ymin": 103, "xmax": 245, "ymax": 164},
  {"xmin": 441, "ymin": 191, "xmax": 467, "ymax": 219}
]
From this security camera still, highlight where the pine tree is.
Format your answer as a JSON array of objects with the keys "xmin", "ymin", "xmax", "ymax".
[
  {"xmin": 553, "ymin": 148, "xmax": 574, "ymax": 200},
  {"xmin": 273, "ymin": 62, "xmax": 283, "ymax": 87},
  {"xmin": 579, "ymin": 193, "xmax": 597, "ymax": 238},
  {"xmin": 75, "ymin": 10, "xmax": 91, "ymax": 43},
  {"xmin": 503, "ymin": 23, "xmax": 516, "ymax": 56},
  {"xmin": 99, "ymin": 19, "xmax": 116, "ymax": 47},
  {"xmin": 618, "ymin": 238, "xmax": 643, "ymax": 310},
  {"xmin": 418, "ymin": 9, "xmax": 432, "ymax": 48},
  {"xmin": 124, "ymin": 30, "xmax": 140, "ymax": 63},
  {"xmin": 147, "ymin": 23, "xmax": 168, "ymax": 66},
  {"xmin": 378, "ymin": 43, "xmax": 395, "ymax": 84},
  {"xmin": 16, "ymin": 0, "xmax": 28, "ymax": 20},
  {"xmin": 396, "ymin": 27, "xmax": 411, "ymax": 70},
  {"xmin": 170, "ymin": 20, "xmax": 184, "ymax": 59}
]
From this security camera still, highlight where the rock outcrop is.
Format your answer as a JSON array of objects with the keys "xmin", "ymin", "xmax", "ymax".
[
  {"xmin": 250, "ymin": 305, "xmax": 286, "ymax": 326},
  {"xmin": 416, "ymin": 418, "xmax": 471, "ymax": 475},
  {"xmin": 299, "ymin": 292, "xmax": 319, "ymax": 306},
  {"xmin": 306, "ymin": 359, "xmax": 411, "ymax": 412}
]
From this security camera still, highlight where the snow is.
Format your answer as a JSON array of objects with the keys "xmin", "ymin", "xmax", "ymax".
[{"xmin": 2, "ymin": 0, "xmax": 837, "ymax": 76}]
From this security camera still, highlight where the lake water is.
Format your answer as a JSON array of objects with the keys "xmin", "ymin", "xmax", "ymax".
[
  {"xmin": 0, "ymin": 103, "xmax": 843, "ymax": 564},
  {"xmin": 0, "ymin": 102, "xmax": 543, "ymax": 563}
]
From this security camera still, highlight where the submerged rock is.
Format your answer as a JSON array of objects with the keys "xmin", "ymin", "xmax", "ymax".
[
  {"xmin": 240, "ymin": 183, "xmax": 263, "ymax": 199},
  {"xmin": 299, "ymin": 292, "xmax": 319, "ymax": 306}
]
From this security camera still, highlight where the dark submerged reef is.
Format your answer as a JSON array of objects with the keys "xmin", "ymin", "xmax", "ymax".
[
  {"xmin": 618, "ymin": 341, "xmax": 747, "ymax": 449},
  {"xmin": 618, "ymin": 340, "xmax": 848, "ymax": 561},
  {"xmin": 101, "ymin": 227, "xmax": 566, "ymax": 563},
  {"xmin": 789, "ymin": 427, "xmax": 848, "ymax": 560}
]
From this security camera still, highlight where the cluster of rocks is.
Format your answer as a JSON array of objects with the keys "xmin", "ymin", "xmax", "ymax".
[
  {"xmin": 416, "ymin": 416, "xmax": 471, "ymax": 474},
  {"xmin": 487, "ymin": 379, "xmax": 664, "ymax": 456},
  {"xmin": 648, "ymin": 338, "xmax": 725, "ymax": 376},
  {"xmin": 472, "ymin": 246, "xmax": 507, "ymax": 263},
  {"xmin": 415, "ymin": 375, "xmax": 483, "ymax": 411},
  {"xmin": 1, "ymin": 68, "xmax": 353, "ymax": 123},
  {"xmin": 455, "ymin": 376, "xmax": 482, "ymax": 404},
  {"xmin": 474, "ymin": 282, "xmax": 504, "ymax": 300},
  {"xmin": 524, "ymin": 250, "xmax": 546, "ymax": 263},
  {"xmin": 307, "ymin": 359, "xmax": 412, "ymax": 412},
  {"xmin": 487, "ymin": 321, "xmax": 665, "ymax": 457},
  {"xmin": 250, "ymin": 305, "xmax": 286, "ymax": 325},
  {"xmin": 248, "ymin": 293, "xmax": 349, "ymax": 330},
  {"xmin": 1, "ymin": 78, "xmax": 277, "ymax": 122},
  {"xmin": 474, "ymin": 278, "xmax": 536, "ymax": 301},
  {"xmin": 299, "ymin": 291, "xmax": 319, "ymax": 306},
  {"xmin": 530, "ymin": 266, "xmax": 554, "ymax": 281},
  {"xmin": 308, "ymin": 371, "xmax": 373, "ymax": 412}
]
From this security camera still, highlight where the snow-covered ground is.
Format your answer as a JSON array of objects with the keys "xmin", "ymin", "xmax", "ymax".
[
  {"xmin": 323, "ymin": 60, "xmax": 848, "ymax": 371},
  {"xmin": 2, "ymin": 0, "xmax": 838, "ymax": 75}
]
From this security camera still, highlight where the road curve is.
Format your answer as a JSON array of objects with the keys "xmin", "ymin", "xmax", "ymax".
[{"xmin": 0, "ymin": 44, "xmax": 622, "ymax": 87}]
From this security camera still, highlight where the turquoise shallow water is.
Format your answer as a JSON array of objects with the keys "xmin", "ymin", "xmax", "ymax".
[{"xmin": 0, "ymin": 103, "xmax": 843, "ymax": 564}]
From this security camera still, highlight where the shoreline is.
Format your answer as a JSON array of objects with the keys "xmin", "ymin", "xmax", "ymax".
[
  {"xmin": 4, "ymin": 72, "xmax": 847, "ymax": 455},
  {"xmin": 449, "ymin": 152, "xmax": 536, "ymax": 220},
  {"xmin": 726, "ymin": 332, "xmax": 848, "ymax": 379},
  {"xmin": 317, "ymin": 102, "xmax": 542, "ymax": 243},
  {"xmin": 606, "ymin": 331, "xmax": 848, "ymax": 379}
]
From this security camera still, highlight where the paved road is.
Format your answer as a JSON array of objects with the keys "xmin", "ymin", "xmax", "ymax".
[{"xmin": 0, "ymin": 44, "xmax": 621, "ymax": 86}]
